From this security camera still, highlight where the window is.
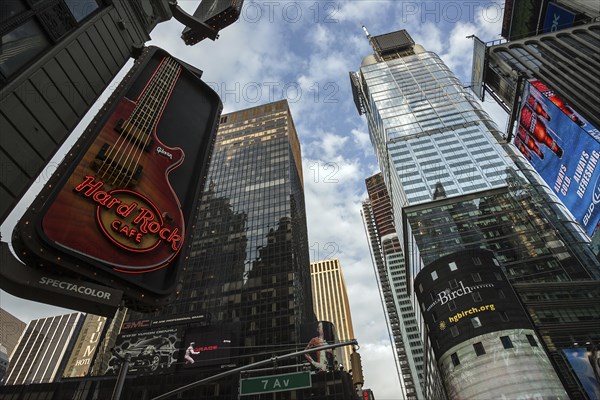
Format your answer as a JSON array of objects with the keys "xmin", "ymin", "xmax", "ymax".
[
  {"xmin": 526, "ymin": 334, "xmax": 538, "ymax": 347},
  {"xmin": 450, "ymin": 326, "xmax": 459, "ymax": 337},
  {"xmin": 500, "ymin": 311, "xmax": 510, "ymax": 322},
  {"xmin": 64, "ymin": 0, "xmax": 99, "ymax": 22},
  {"xmin": 449, "ymin": 279, "xmax": 458, "ymax": 289},
  {"xmin": 497, "ymin": 289, "xmax": 506, "ymax": 299},
  {"xmin": 432, "ymin": 311, "xmax": 438, "ymax": 322},
  {"xmin": 471, "ymin": 317, "xmax": 482, "ymax": 328},
  {"xmin": 0, "ymin": 0, "xmax": 101, "ymax": 82},
  {"xmin": 472, "ymin": 292, "xmax": 482, "ymax": 302},
  {"xmin": 500, "ymin": 336, "xmax": 513, "ymax": 349},
  {"xmin": 451, "ymin": 352, "xmax": 460, "ymax": 366},
  {"xmin": 494, "ymin": 272, "xmax": 503, "ymax": 281},
  {"xmin": 472, "ymin": 257, "xmax": 482, "ymax": 265},
  {"xmin": 473, "ymin": 342, "xmax": 486, "ymax": 356},
  {"xmin": 449, "ymin": 262, "xmax": 458, "ymax": 271},
  {"xmin": 431, "ymin": 270, "xmax": 438, "ymax": 281},
  {"xmin": 472, "ymin": 272, "xmax": 482, "ymax": 282}
]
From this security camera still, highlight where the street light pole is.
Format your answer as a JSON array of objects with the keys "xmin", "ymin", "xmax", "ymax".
[
  {"xmin": 151, "ymin": 339, "xmax": 359, "ymax": 400},
  {"xmin": 110, "ymin": 352, "xmax": 131, "ymax": 400}
]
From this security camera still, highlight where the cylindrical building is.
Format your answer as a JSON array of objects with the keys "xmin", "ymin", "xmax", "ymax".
[{"xmin": 414, "ymin": 249, "xmax": 567, "ymax": 399}]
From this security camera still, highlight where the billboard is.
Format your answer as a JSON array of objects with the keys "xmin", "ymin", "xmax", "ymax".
[
  {"xmin": 301, "ymin": 321, "xmax": 339, "ymax": 372},
  {"xmin": 414, "ymin": 249, "xmax": 532, "ymax": 357},
  {"xmin": 514, "ymin": 79, "xmax": 600, "ymax": 236},
  {"xmin": 181, "ymin": 325, "xmax": 237, "ymax": 368},
  {"xmin": 562, "ymin": 348, "xmax": 600, "ymax": 399},
  {"xmin": 502, "ymin": 0, "xmax": 547, "ymax": 40},
  {"xmin": 11, "ymin": 46, "xmax": 222, "ymax": 311},
  {"xmin": 543, "ymin": 2, "xmax": 575, "ymax": 33},
  {"xmin": 470, "ymin": 36, "xmax": 487, "ymax": 101},
  {"xmin": 105, "ymin": 327, "xmax": 181, "ymax": 375},
  {"xmin": 63, "ymin": 314, "xmax": 107, "ymax": 378}
]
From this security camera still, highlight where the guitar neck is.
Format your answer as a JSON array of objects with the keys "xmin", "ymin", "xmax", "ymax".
[{"xmin": 129, "ymin": 57, "xmax": 182, "ymax": 134}]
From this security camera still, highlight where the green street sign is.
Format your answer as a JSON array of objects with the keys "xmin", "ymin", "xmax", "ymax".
[{"xmin": 240, "ymin": 371, "xmax": 312, "ymax": 395}]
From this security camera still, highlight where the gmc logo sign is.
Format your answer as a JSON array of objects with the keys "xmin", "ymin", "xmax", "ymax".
[{"xmin": 122, "ymin": 320, "xmax": 151, "ymax": 330}]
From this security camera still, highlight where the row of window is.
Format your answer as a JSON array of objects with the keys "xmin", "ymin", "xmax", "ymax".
[{"xmin": 450, "ymin": 334, "xmax": 538, "ymax": 366}]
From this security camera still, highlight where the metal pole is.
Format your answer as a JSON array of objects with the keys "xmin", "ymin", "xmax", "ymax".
[
  {"xmin": 151, "ymin": 339, "xmax": 358, "ymax": 400},
  {"xmin": 111, "ymin": 353, "xmax": 130, "ymax": 400}
]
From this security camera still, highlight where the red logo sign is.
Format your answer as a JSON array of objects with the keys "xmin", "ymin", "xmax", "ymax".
[{"xmin": 74, "ymin": 176, "xmax": 182, "ymax": 255}]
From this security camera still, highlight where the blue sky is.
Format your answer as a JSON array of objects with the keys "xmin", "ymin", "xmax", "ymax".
[{"xmin": 1, "ymin": 1, "xmax": 509, "ymax": 398}]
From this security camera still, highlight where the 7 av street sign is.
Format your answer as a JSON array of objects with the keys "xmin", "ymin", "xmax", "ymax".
[{"xmin": 240, "ymin": 371, "xmax": 312, "ymax": 395}]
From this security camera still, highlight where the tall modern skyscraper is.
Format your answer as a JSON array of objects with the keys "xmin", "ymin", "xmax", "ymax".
[
  {"xmin": 102, "ymin": 99, "xmax": 318, "ymax": 399},
  {"xmin": 310, "ymin": 258, "xmax": 356, "ymax": 369},
  {"xmin": 351, "ymin": 29, "xmax": 600, "ymax": 399},
  {"xmin": 362, "ymin": 173, "xmax": 427, "ymax": 400}
]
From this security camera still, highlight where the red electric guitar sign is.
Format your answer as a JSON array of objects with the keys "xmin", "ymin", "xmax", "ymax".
[
  {"xmin": 42, "ymin": 56, "xmax": 185, "ymax": 272},
  {"xmin": 12, "ymin": 47, "xmax": 222, "ymax": 307}
]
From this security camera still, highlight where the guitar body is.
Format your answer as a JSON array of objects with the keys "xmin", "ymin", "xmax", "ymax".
[
  {"xmin": 42, "ymin": 57, "xmax": 185, "ymax": 273},
  {"xmin": 11, "ymin": 47, "xmax": 222, "ymax": 308}
]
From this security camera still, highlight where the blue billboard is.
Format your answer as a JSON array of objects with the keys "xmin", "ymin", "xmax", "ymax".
[
  {"xmin": 514, "ymin": 79, "xmax": 600, "ymax": 237},
  {"xmin": 562, "ymin": 348, "xmax": 600, "ymax": 400},
  {"xmin": 543, "ymin": 2, "xmax": 576, "ymax": 33}
]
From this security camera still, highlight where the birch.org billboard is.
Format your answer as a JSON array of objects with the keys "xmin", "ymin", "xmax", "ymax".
[{"xmin": 514, "ymin": 79, "xmax": 600, "ymax": 236}]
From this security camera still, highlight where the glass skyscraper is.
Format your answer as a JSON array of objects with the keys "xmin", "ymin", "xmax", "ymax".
[
  {"xmin": 118, "ymin": 99, "xmax": 316, "ymax": 399},
  {"xmin": 352, "ymin": 29, "xmax": 600, "ymax": 400}
]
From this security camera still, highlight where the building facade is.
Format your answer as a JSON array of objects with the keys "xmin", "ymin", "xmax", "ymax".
[
  {"xmin": 0, "ymin": 308, "xmax": 26, "ymax": 358},
  {"xmin": 351, "ymin": 29, "xmax": 600, "ymax": 399},
  {"xmin": 362, "ymin": 173, "xmax": 425, "ymax": 399},
  {"xmin": 3, "ymin": 313, "xmax": 83, "ymax": 385},
  {"xmin": 483, "ymin": 22, "xmax": 600, "ymax": 132},
  {"xmin": 310, "ymin": 258, "xmax": 356, "ymax": 369},
  {"xmin": 0, "ymin": 0, "xmax": 172, "ymax": 224}
]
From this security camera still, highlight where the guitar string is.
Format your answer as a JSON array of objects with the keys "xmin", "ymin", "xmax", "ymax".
[
  {"xmin": 109, "ymin": 57, "xmax": 172, "ymax": 186},
  {"xmin": 95, "ymin": 57, "xmax": 167, "ymax": 183},
  {"xmin": 113, "ymin": 57, "xmax": 175, "ymax": 186},
  {"xmin": 124, "ymin": 58, "xmax": 181, "ymax": 187},
  {"xmin": 97, "ymin": 56, "xmax": 171, "ymax": 185}
]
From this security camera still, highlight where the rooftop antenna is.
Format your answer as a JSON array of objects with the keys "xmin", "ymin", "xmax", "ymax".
[{"xmin": 362, "ymin": 24, "xmax": 382, "ymax": 60}]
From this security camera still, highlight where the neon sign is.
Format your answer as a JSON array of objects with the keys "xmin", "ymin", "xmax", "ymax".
[{"xmin": 74, "ymin": 176, "xmax": 182, "ymax": 254}]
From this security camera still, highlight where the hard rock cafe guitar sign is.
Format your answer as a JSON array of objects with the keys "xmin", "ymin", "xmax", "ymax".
[{"xmin": 12, "ymin": 47, "xmax": 222, "ymax": 310}]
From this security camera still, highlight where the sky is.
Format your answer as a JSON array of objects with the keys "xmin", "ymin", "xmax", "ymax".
[{"xmin": 0, "ymin": 1, "xmax": 509, "ymax": 398}]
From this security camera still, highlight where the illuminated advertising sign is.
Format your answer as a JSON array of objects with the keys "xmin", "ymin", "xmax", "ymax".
[
  {"xmin": 415, "ymin": 250, "xmax": 532, "ymax": 357},
  {"xmin": 181, "ymin": 325, "xmax": 237, "ymax": 368},
  {"xmin": 514, "ymin": 79, "xmax": 600, "ymax": 236},
  {"xmin": 106, "ymin": 327, "xmax": 181, "ymax": 375},
  {"xmin": 12, "ymin": 46, "xmax": 222, "ymax": 310},
  {"xmin": 543, "ymin": 2, "xmax": 575, "ymax": 33},
  {"xmin": 63, "ymin": 314, "xmax": 107, "ymax": 378},
  {"xmin": 562, "ymin": 348, "xmax": 600, "ymax": 399}
]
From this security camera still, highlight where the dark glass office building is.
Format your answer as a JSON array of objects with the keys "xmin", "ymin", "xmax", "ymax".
[{"xmin": 107, "ymin": 99, "xmax": 315, "ymax": 398}]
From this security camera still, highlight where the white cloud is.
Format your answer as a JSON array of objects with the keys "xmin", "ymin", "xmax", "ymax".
[{"xmin": 0, "ymin": 2, "xmax": 515, "ymax": 398}]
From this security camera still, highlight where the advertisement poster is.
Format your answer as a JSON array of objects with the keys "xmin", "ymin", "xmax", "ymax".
[
  {"xmin": 181, "ymin": 325, "xmax": 237, "ymax": 368},
  {"xmin": 562, "ymin": 348, "xmax": 600, "ymax": 399},
  {"xmin": 105, "ymin": 327, "xmax": 181, "ymax": 375},
  {"xmin": 543, "ymin": 2, "xmax": 575, "ymax": 33},
  {"xmin": 514, "ymin": 79, "xmax": 600, "ymax": 236},
  {"xmin": 301, "ymin": 321, "xmax": 339, "ymax": 372}
]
